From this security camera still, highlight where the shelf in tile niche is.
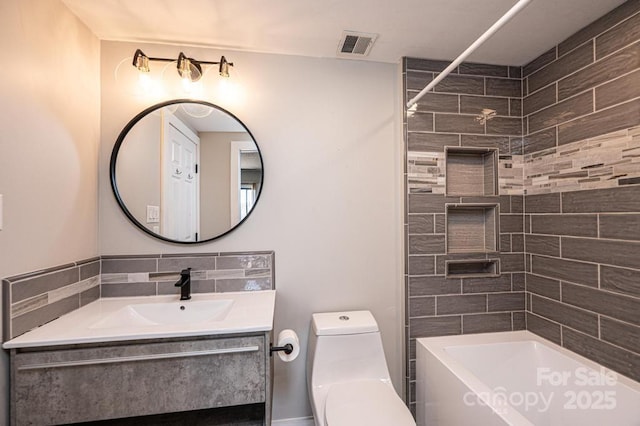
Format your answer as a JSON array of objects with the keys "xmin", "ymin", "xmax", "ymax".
[
  {"xmin": 445, "ymin": 259, "xmax": 500, "ymax": 278},
  {"xmin": 446, "ymin": 203, "xmax": 499, "ymax": 253},
  {"xmin": 445, "ymin": 147, "xmax": 498, "ymax": 196}
]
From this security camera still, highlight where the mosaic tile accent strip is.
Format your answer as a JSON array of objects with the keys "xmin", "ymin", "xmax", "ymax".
[
  {"xmin": 100, "ymin": 252, "xmax": 274, "ymax": 297},
  {"xmin": 407, "ymin": 151, "xmax": 524, "ymax": 195},
  {"xmin": 408, "ymin": 126, "xmax": 640, "ymax": 197},
  {"xmin": 523, "ymin": 126, "xmax": 640, "ymax": 194}
]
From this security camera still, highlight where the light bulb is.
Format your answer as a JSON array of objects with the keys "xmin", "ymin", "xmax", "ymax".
[{"xmin": 138, "ymin": 72, "xmax": 153, "ymax": 91}]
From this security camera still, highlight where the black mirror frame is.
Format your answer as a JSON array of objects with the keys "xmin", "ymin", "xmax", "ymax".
[{"xmin": 110, "ymin": 99, "xmax": 264, "ymax": 244}]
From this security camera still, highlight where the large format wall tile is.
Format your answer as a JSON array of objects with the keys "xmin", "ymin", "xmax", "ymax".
[
  {"xmin": 595, "ymin": 69, "xmax": 640, "ymax": 110},
  {"xmin": 524, "ymin": 48, "xmax": 556, "ymax": 78},
  {"xmin": 596, "ymin": 10, "xmax": 640, "ymax": 58},
  {"xmin": 523, "ymin": 84, "xmax": 556, "ymax": 116},
  {"xmin": 413, "ymin": 93, "xmax": 459, "ymax": 113},
  {"xmin": 403, "ymin": 0, "xmax": 640, "ymax": 405},
  {"xmin": 462, "ymin": 312, "xmax": 513, "ymax": 334},
  {"xmin": 599, "ymin": 213, "xmax": 640, "ymax": 240},
  {"xmin": 562, "ymin": 236, "xmax": 640, "ymax": 270},
  {"xmin": 558, "ymin": 42, "xmax": 640, "ymax": 101},
  {"xmin": 523, "ymin": 2, "xmax": 640, "ymax": 162},
  {"xmin": 562, "ymin": 184, "xmax": 640, "ymax": 212},
  {"xmin": 530, "ymin": 214, "xmax": 598, "ymax": 237},
  {"xmin": 404, "ymin": 57, "xmax": 524, "ymax": 408},
  {"xmin": 600, "ymin": 316, "xmax": 640, "ymax": 354},
  {"xmin": 524, "ymin": 235, "xmax": 560, "ymax": 257},
  {"xmin": 558, "ymin": 99, "xmax": 640, "ymax": 145},
  {"xmin": 528, "ymin": 92, "xmax": 593, "ymax": 133},
  {"xmin": 526, "ymin": 273, "xmax": 561, "ymax": 300},
  {"xmin": 531, "ymin": 294, "xmax": 599, "ymax": 336},
  {"xmin": 526, "ymin": 312, "xmax": 561, "ymax": 345},
  {"xmin": 557, "ymin": 0, "xmax": 640, "ymax": 56},
  {"xmin": 528, "ymin": 41, "xmax": 594, "ymax": 93},
  {"xmin": 562, "ymin": 282, "xmax": 639, "ymax": 326},
  {"xmin": 563, "ymin": 328, "xmax": 640, "ymax": 382},
  {"xmin": 531, "ymin": 255, "xmax": 599, "ymax": 287},
  {"xmin": 600, "ymin": 265, "xmax": 640, "ymax": 297}
]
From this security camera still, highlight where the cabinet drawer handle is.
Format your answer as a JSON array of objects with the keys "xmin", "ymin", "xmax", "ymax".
[{"xmin": 17, "ymin": 346, "xmax": 260, "ymax": 371}]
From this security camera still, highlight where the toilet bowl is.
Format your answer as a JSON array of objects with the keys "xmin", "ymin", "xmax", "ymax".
[{"xmin": 306, "ymin": 310, "xmax": 415, "ymax": 426}]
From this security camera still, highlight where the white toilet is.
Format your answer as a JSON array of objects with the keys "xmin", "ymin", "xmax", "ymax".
[{"xmin": 306, "ymin": 310, "xmax": 416, "ymax": 426}]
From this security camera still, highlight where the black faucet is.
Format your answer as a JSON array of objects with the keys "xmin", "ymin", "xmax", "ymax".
[{"xmin": 174, "ymin": 268, "xmax": 192, "ymax": 300}]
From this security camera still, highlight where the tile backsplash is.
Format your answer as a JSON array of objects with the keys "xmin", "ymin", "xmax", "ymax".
[
  {"xmin": 2, "ymin": 257, "xmax": 101, "ymax": 340},
  {"xmin": 101, "ymin": 252, "xmax": 274, "ymax": 297},
  {"xmin": 3, "ymin": 251, "xmax": 275, "ymax": 341}
]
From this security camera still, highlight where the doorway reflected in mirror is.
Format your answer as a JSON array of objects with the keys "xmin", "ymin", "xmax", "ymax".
[{"xmin": 110, "ymin": 100, "xmax": 263, "ymax": 244}]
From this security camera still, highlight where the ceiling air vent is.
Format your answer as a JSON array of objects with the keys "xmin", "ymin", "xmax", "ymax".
[{"xmin": 337, "ymin": 31, "xmax": 378, "ymax": 58}]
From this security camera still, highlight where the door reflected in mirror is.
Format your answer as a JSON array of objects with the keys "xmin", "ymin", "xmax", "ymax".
[{"xmin": 111, "ymin": 100, "xmax": 263, "ymax": 243}]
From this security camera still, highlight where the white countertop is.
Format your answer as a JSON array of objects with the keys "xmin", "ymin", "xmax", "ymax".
[{"xmin": 3, "ymin": 290, "xmax": 276, "ymax": 349}]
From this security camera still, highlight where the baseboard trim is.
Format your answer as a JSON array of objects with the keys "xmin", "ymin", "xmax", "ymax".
[{"xmin": 272, "ymin": 417, "xmax": 315, "ymax": 426}]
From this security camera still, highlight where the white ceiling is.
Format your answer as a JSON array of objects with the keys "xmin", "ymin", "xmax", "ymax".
[{"xmin": 62, "ymin": 0, "xmax": 626, "ymax": 66}]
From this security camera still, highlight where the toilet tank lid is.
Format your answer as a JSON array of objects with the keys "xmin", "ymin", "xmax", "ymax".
[{"xmin": 312, "ymin": 311, "xmax": 379, "ymax": 336}]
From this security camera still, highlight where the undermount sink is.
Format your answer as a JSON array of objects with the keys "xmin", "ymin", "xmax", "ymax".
[{"xmin": 90, "ymin": 299, "xmax": 234, "ymax": 329}]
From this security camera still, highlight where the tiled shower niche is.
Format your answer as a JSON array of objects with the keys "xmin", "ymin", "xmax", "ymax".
[
  {"xmin": 404, "ymin": 53, "xmax": 526, "ymax": 415},
  {"xmin": 445, "ymin": 258, "xmax": 500, "ymax": 279},
  {"xmin": 445, "ymin": 204, "xmax": 500, "ymax": 254},
  {"xmin": 445, "ymin": 147, "xmax": 499, "ymax": 196}
]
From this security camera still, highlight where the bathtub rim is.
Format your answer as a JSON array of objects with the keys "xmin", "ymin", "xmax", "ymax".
[{"xmin": 416, "ymin": 330, "xmax": 640, "ymax": 425}]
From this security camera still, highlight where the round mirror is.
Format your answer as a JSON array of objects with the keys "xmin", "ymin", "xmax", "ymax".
[{"xmin": 110, "ymin": 99, "xmax": 263, "ymax": 244}]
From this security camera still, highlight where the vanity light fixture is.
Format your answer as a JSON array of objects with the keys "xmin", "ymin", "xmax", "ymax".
[
  {"xmin": 132, "ymin": 49, "xmax": 234, "ymax": 81},
  {"xmin": 219, "ymin": 56, "xmax": 231, "ymax": 78}
]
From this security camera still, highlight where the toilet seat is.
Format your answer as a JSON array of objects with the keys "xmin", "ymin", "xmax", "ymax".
[{"xmin": 324, "ymin": 380, "xmax": 415, "ymax": 426}]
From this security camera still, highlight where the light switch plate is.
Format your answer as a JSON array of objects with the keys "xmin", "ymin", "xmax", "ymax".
[
  {"xmin": 0, "ymin": 194, "xmax": 3, "ymax": 231},
  {"xmin": 146, "ymin": 205, "xmax": 160, "ymax": 223}
]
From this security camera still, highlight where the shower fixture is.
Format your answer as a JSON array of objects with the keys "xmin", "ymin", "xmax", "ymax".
[{"xmin": 475, "ymin": 109, "xmax": 497, "ymax": 125}]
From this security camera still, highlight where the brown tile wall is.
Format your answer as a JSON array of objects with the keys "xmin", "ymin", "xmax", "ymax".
[
  {"xmin": 522, "ymin": 0, "xmax": 640, "ymax": 384},
  {"xmin": 2, "ymin": 251, "xmax": 275, "ymax": 341},
  {"xmin": 522, "ymin": 1, "xmax": 640, "ymax": 152},
  {"xmin": 525, "ymin": 189, "xmax": 640, "ymax": 382},
  {"xmin": 403, "ymin": 58, "xmax": 525, "ymax": 414},
  {"xmin": 404, "ymin": 0, "xmax": 640, "ymax": 413}
]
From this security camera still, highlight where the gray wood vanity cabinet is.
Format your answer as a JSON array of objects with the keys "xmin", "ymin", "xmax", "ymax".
[{"xmin": 9, "ymin": 332, "xmax": 273, "ymax": 425}]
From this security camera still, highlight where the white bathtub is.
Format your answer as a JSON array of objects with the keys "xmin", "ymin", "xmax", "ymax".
[{"xmin": 416, "ymin": 331, "xmax": 640, "ymax": 426}]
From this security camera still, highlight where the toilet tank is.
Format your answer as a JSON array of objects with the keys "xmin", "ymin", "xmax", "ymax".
[{"xmin": 307, "ymin": 311, "xmax": 392, "ymax": 388}]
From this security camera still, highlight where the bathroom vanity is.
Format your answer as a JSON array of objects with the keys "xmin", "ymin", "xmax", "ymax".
[{"xmin": 4, "ymin": 290, "xmax": 276, "ymax": 425}]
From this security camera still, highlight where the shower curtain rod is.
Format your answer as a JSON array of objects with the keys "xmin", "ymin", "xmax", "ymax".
[{"xmin": 406, "ymin": 0, "xmax": 533, "ymax": 109}]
